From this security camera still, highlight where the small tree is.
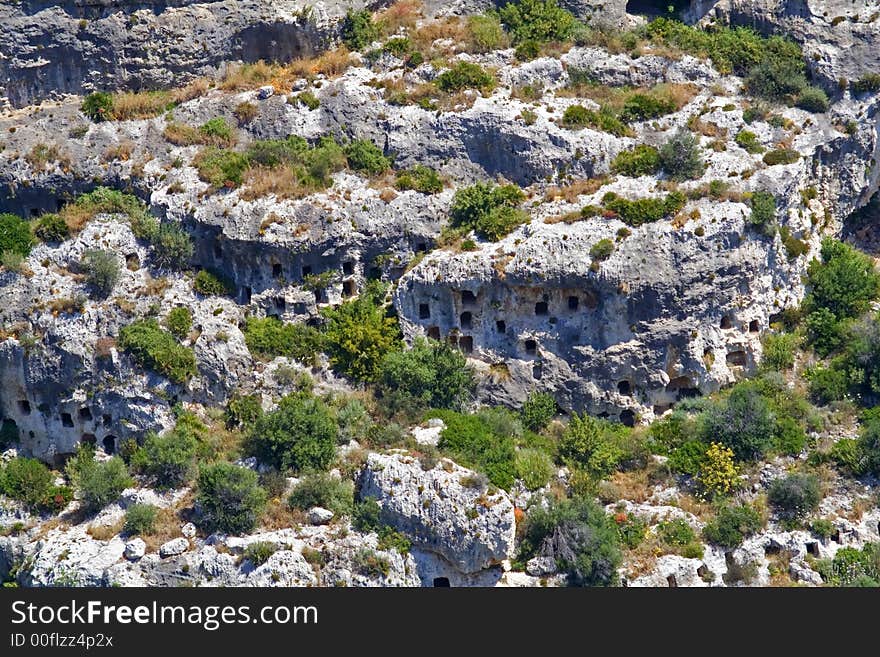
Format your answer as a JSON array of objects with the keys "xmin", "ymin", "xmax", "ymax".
[
  {"xmin": 701, "ymin": 383, "xmax": 775, "ymax": 461},
  {"xmin": 520, "ymin": 391, "xmax": 556, "ymax": 432},
  {"xmin": 702, "ymin": 503, "xmax": 763, "ymax": 548},
  {"xmin": 767, "ymin": 472, "xmax": 821, "ymax": 520},
  {"xmin": 81, "ymin": 249, "xmax": 120, "ymax": 298},
  {"xmin": 340, "ymin": 9, "xmax": 378, "ymax": 50},
  {"xmin": 659, "ymin": 129, "xmax": 705, "ymax": 181},
  {"xmin": 248, "ymin": 393, "xmax": 337, "ymax": 472},
  {"xmin": 66, "ymin": 447, "xmax": 132, "ymax": 513},
  {"xmin": 131, "ymin": 429, "xmax": 197, "ymax": 490},
  {"xmin": 287, "ymin": 473, "xmax": 354, "ymax": 517},
  {"xmin": 0, "ymin": 457, "xmax": 53, "ymax": 509},
  {"xmin": 124, "ymin": 503, "xmax": 158, "ymax": 535},
  {"xmin": 558, "ymin": 413, "xmax": 623, "ymax": 479},
  {"xmin": 196, "ymin": 462, "xmax": 266, "ymax": 535}
]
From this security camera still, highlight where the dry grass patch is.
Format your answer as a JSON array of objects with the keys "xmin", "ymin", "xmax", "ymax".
[
  {"xmin": 376, "ymin": 0, "xmax": 423, "ymax": 34},
  {"xmin": 261, "ymin": 500, "xmax": 306, "ymax": 532},
  {"xmin": 87, "ymin": 518, "xmax": 125, "ymax": 541},
  {"xmin": 240, "ymin": 166, "xmax": 311, "ymax": 201},
  {"xmin": 140, "ymin": 507, "xmax": 185, "ymax": 553},
  {"xmin": 103, "ymin": 140, "xmax": 135, "ymax": 162},
  {"xmin": 109, "ymin": 79, "xmax": 210, "ymax": 121},
  {"xmin": 544, "ymin": 176, "xmax": 610, "ymax": 203},
  {"xmin": 25, "ymin": 142, "xmax": 71, "ymax": 170},
  {"xmin": 221, "ymin": 49, "xmax": 355, "ymax": 92}
]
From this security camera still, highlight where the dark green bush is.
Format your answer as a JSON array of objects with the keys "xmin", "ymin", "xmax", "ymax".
[
  {"xmin": 193, "ymin": 269, "xmax": 234, "ymax": 296},
  {"xmin": 745, "ymin": 59, "xmax": 808, "ymax": 101},
  {"xmin": 81, "ymin": 92, "xmax": 114, "ymax": 122},
  {"xmin": 515, "ymin": 448, "xmax": 554, "ymax": 490},
  {"xmin": 80, "ymin": 249, "xmax": 120, "ymax": 298},
  {"xmin": 734, "ymin": 130, "xmax": 764, "ymax": 154},
  {"xmin": 601, "ymin": 191, "xmax": 685, "ymax": 226},
  {"xmin": 431, "ymin": 410, "xmax": 516, "ymax": 489},
  {"xmin": 816, "ymin": 543, "xmax": 880, "ymax": 586},
  {"xmin": 194, "ymin": 147, "xmax": 250, "ymax": 187},
  {"xmin": 242, "ymin": 317, "xmax": 324, "ymax": 364},
  {"xmin": 795, "ymin": 86, "xmax": 830, "ymax": 113},
  {"xmin": 377, "ymin": 338, "xmax": 475, "ymax": 413},
  {"xmin": 659, "ymin": 129, "xmax": 705, "ymax": 181},
  {"xmin": 1, "ymin": 457, "xmax": 53, "ymax": 509},
  {"xmin": 288, "ymin": 473, "xmax": 354, "ymax": 517},
  {"xmin": 395, "ymin": 165, "xmax": 443, "ymax": 193},
  {"xmin": 244, "ymin": 541, "xmax": 277, "ymax": 566},
  {"xmin": 518, "ymin": 496, "xmax": 621, "ymax": 587},
  {"xmin": 701, "ymin": 382, "xmax": 775, "ymax": 461},
  {"xmin": 0, "ymin": 213, "xmax": 34, "ymax": 258},
  {"xmin": 805, "ymin": 238, "xmax": 880, "ymax": 322},
  {"xmin": 497, "ymin": 0, "xmax": 577, "ymax": 44},
  {"xmin": 520, "ymin": 391, "xmax": 557, "ymax": 432},
  {"xmin": 152, "ymin": 223, "xmax": 193, "ymax": 269},
  {"xmin": 558, "ymin": 413, "xmax": 628, "ymax": 479},
  {"xmin": 196, "ymin": 462, "xmax": 266, "ymax": 535},
  {"xmin": 130, "ymin": 428, "xmax": 197, "ymax": 490},
  {"xmin": 561, "ymin": 105, "xmax": 630, "ymax": 136},
  {"xmin": 33, "ymin": 214, "xmax": 69, "ymax": 242},
  {"xmin": 767, "ymin": 472, "xmax": 821, "ymax": 520},
  {"xmin": 118, "ymin": 319, "xmax": 198, "ymax": 383},
  {"xmin": 590, "ymin": 238, "xmax": 615, "ymax": 261},
  {"xmin": 164, "ymin": 307, "xmax": 192, "ymax": 340},
  {"xmin": 610, "ymin": 145, "xmax": 661, "ymax": 176},
  {"xmin": 807, "ymin": 362, "xmax": 849, "ymax": 404},
  {"xmin": 620, "ymin": 93, "xmax": 676, "ymax": 123},
  {"xmin": 248, "ymin": 393, "xmax": 337, "ymax": 472},
  {"xmin": 124, "ymin": 503, "xmax": 157, "ymax": 535},
  {"xmin": 435, "ymin": 62, "xmax": 496, "ymax": 93},
  {"xmin": 341, "ymin": 9, "xmax": 379, "ymax": 51},
  {"xmin": 225, "ymin": 394, "xmax": 263, "ymax": 429},
  {"xmin": 763, "ymin": 148, "xmax": 800, "ymax": 166},
  {"xmin": 66, "ymin": 447, "xmax": 132, "ymax": 513},
  {"xmin": 344, "ymin": 139, "xmax": 391, "ymax": 175},
  {"xmin": 702, "ymin": 503, "xmax": 763, "ymax": 548},
  {"xmin": 748, "ymin": 191, "xmax": 777, "ymax": 233},
  {"xmin": 657, "ymin": 517, "xmax": 697, "ymax": 547},
  {"xmin": 450, "ymin": 181, "xmax": 527, "ymax": 229}
]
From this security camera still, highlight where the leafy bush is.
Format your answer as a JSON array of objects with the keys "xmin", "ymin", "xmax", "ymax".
[
  {"xmin": 193, "ymin": 269, "xmax": 234, "ymax": 296},
  {"xmin": 702, "ymin": 503, "xmax": 763, "ymax": 548},
  {"xmin": 33, "ymin": 214, "xmax": 69, "ymax": 242},
  {"xmin": 321, "ymin": 282, "xmax": 401, "ymax": 381},
  {"xmin": 601, "ymin": 191, "xmax": 686, "ymax": 226},
  {"xmin": 377, "ymin": 338, "xmax": 474, "ymax": 413},
  {"xmin": 745, "ymin": 59, "xmax": 808, "ymax": 101},
  {"xmin": 124, "ymin": 503, "xmax": 157, "ymax": 535},
  {"xmin": 164, "ymin": 307, "xmax": 192, "ymax": 340},
  {"xmin": 225, "ymin": 394, "xmax": 263, "ymax": 429},
  {"xmin": 734, "ymin": 130, "xmax": 764, "ymax": 154},
  {"xmin": 768, "ymin": 472, "xmax": 821, "ymax": 521},
  {"xmin": 0, "ymin": 213, "xmax": 34, "ymax": 259},
  {"xmin": 196, "ymin": 462, "xmax": 266, "ymax": 535},
  {"xmin": 296, "ymin": 91, "xmax": 320, "ymax": 110},
  {"xmin": 611, "ymin": 145, "xmax": 661, "ymax": 176},
  {"xmin": 589, "ymin": 239, "xmax": 615, "ymax": 261},
  {"xmin": 795, "ymin": 86, "xmax": 830, "ymax": 113},
  {"xmin": 620, "ymin": 93, "xmax": 676, "ymax": 122},
  {"xmin": 0, "ymin": 457, "xmax": 53, "ymax": 509},
  {"xmin": 701, "ymin": 382, "xmax": 775, "ymax": 461},
  {"xmin": 450, "ymin": 182, "xmax": 525, "ymax": 238},
  {"xmin": 467, "ymin": 15, "xmax": 508, "ymax": 52},
  {"xmin": 561, "ymin": 105, "xmax": 630, "ymax": 136},
  {"xmin": 853, "ymin": 73, "xmax": 880, "ymax": 94},
  {"xmin": 66, "ymin": 447, "xmax": 132, "ymax": 513},
  {"xmin": 193, "ymin": 147, "xmax": 250, "ymax": 187},
  {"xmin": 515, "ymin": 449, "xmax": 554, "ymax": 490},
  {"xmin": 288, "ymin": 473, "xmax": 354, "ymax": 517},
  {"xmin": 497, "ymin": 0, "xmax": 577, "ymax": 44},
  {"xmin": 81, "ymin": 92, "xmax": 114, "ymax": 122},
  {"xmin": 80, "ymin": 249, "xmax": 120, "ymax": 298},
  {"xmin": 432, "ymin": 410, "xmax": 516, "ymax": 489},
  {"xmin": 807, "ymin": 363, "xmax": 849, "ymax": 404},
  {"xmin": 558, "ymin": 413, "xmax": 628, "ymax": 480},
  {"xmin": 615, "ymin": 512, "xmax": 648, "ymax": 549},
  {"xmin": 395, "ymin": 165, "xmax": 443, "ymax": 193},
  {"xmin": 242, "ymin": 317, "xmax": 323, "ymax": 364},
  {"xmin": 763, "ymin": 148, "xmax": 800, "ymax": 166},
  {"xmin": 152, "ymin": 223, "xmax": 193, "ymax": 269},
  {"xmin": 243, "ymin": 541, "xmax": 277, "ymax": 566},
  {"xmin": 199, "ymin": 117, "xmax": 235, "ymax": 145},
  {"xmin": 748, "ymin": 191, "xmax": 777, "ymax": 233},
  {"xmin": 118, "ymin": 319, "xmax": 198, "ymax": 383},
  {"xmin": 518, "ymin": 496, "xmax": 621, "ymax": 587},
  {"xmin": 344, "ymin": 139, "xmax": 391, "ymax": 175},
  {"xmin": 435, "ymin": 62, "xmax": 495, "ymax": 93},
  {"xmin": 659, "ymin": 129, "xmax": 705, "ymax": 181},
  {"xmin": 698, "ymin": 442, "xmax": 738, "ymax": 498},
  {"xmin": 817, "ymin": 543, "xmax": 880, "ymax": 587},
  {"xmin": 762, "ymin": 333, "xmax": 799, "ymax": 371},
  {"xmin": 341, "ymin": 9, "xmax": 379, "ymax": 51},
  {"xmin": 657, "ymin": 517, "xmax": 697, "ymax": 547},
  {"xmin": 805, "ymin": 238, "xmax": 880, "ymax": 322},
  {"xmin": 248, "ymin": 393, "xmax": 337, "ymax": 472},
  {"xmin": 520, "ymin": 391, "xmax": 556, "ymax": 432},
  {"xmin": 131, "ymin": 428, "xmax": 197, "ymax": 490}
]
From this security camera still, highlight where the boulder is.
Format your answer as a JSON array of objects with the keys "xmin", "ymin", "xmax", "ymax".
[{"xmin": 159, "ymin": 538, "xmax": 190, "ymax": 558}]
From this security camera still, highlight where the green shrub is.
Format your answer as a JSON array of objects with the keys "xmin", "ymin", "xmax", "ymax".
[
  {"xmin": 615, "ymin": 513, "xmax": 648, "ymax": 549},
  {"xmin": 193, "ymin": 269, "xmax": 234, "ymax": 296},
  {"xmin": 33, "ymin": 214, "xmax": 69, "ymax": 242},
  {"xmin": 296, "ymin": 91, "xmax": 320, "ymax": 110},
  {"xmin": 518, "ymin": 496, "xmax": 621, "ymax": 587},
  {"xmin": 795, "ymin": 86, "xmax": 830, "ymax": 113},
  {"xmin": 515, "ymin": 448, "xmax": 554, "ymax": 490},
  {"xmin": 767, "ymin": 472, "xmax": 821, "ymax": 520},
  {"xmin": 321, "ymin": 282, "xmax": 401, "ymax": 381},
  {"xmin": 164, "ymin": 307, "xmax": 192, "ymax": 339},
  {"xmin": 520, "ymin": 391, "xmax": 556, "ymax": 432},
  {"xmin": 763, "ymin": 148, "xmax": 800, "ymax": 166},
  {"xmin": 745, "ymin": 59, "xmax": 808, "ymax": 101},
  {"xmin": 124, "ymin": 503, "xmax": 157, "ymax": 535},
  {"xmin": 194, "ymin": 147, "xmax": 250, "ymax": 187},
  {"xmin": 657, "ymin": 517, "xmax": 697, "ymax": 546},
  {"xmin": 668, "ymin": 439, "xmax": 709, "ymax": 476},
  {"xmin": 601, "ymin": 191, "xmax": 685, "ymax": 226},
  {"xmin": 761, "ymin": 333, "xmax": 799, "ymax": 371},
  {"xmin": 561, "ymin": 105, "xmax": 630, "ymax": 136},
  {"xmin": 748, "ymin": 191, "xmax": 777, "ymax": 232},
  {"xmin": 497, "ymin": 0, "xmax": 577, "ymax": 44},
  {"xmin": 0, "ymin": 213, "xmax": 34, "ymax": 258},
  {"xmin": 810, "ymin": 518, "xmax": 835, "ymax": 540},
  {"xmin": 435, "ymin": 62, "xmax": 496, "ymax": 93},
  {"xmin": 130, "ymin": 428, "xmax": 197, "ymax": 490},
  {"xmin": 352, "ymin": 497, "xmax": 382, "ymax": 533},
  {"xmin": 80, "ymin": 249, "xmax": 120, "ymax": 298},
  {"xmin": 807, "ymin": 363, "xmax": 849, "ymax": 404},
  {"xmin": 805, "ymin": 238, "xmax": 880, "ymax": 322},
  {"xmin": 66, "ymin": 447, "xmax": 132, "ymax": 513},
  {"xmin": 611, "ymin": 145, "xmax": 661, "ymax": 176},
  {"xmin": 243, "ymin": 541, "xmax": 277, "ymax": 566},
  {"xmin": 118, "ymin": 319, "xmax": 198, "ymax": 384},
  {"xmin": 432, "ymin": 410, "xmax": 516, "ymax": 489},
  {"xmin": 558, "ymin": 413, "xmax": 625, "ymax": 479},
  {"xmin": 225, "ymin": 394, "xmax": 263, "ymax": 429},
  {"xmin": 196, "ymin": 462, "xmax": 266, "ymax": 535},
  {"xmin": 659, "ymin": 129, "xmax": 705, "ymax": 181},
  {"xmin": 815, "ymin": 543, "xmax": 880, "ymax": 586},
  {"xmin": 395, "ymin": 165, "xmax": 443, "ymax": 193},
  {"xmin": 242, "ymin": 317, "xmax": 323, "ymax": 364},
  {"xmin": 702, "ymin": 503, "xmax": 763, "ymax": 548},
  {"xmin": 620, "ymin": 93, "xmax": 676, "ymax": 123},
  {"xmin": 68, "ymin": 187, "xmax": 155, "ymax": 238},
  {"xmin": 853, "ymin": 73, "xmax": 880, "ymax": 94},
  {"xmin": 152, "ymin": 223, "xmax": 193, "ymax": 269},
  {"xmin": 199, "ymin": 117, "xmax": 235, "ymax": 145},
  {"xmin": 288, "ymin": 473, "xmax": 354, "ymax": 517},
  {"xmin": 701, "ymin": 382, "xmax": 775, "ymax": 461},
  {"xmin": 0, "ymin": 457, "xmax": 53, "ymax": 509},
  {"xmin": 248, "ymin": 393, "xmax": 337, "ymax": 472},
  {"xmin": 352, "ymin": 548, "xmax": 390, "ymax": 577},
  {"xmin": 467, "ymin": 15, "xmax": 508, "ymax": 52},
  {"xmin": 451, "ymin": 183, "xmax": 526, "ymax": 237},
  {"xmin": 81, "ymin": 92, "xmax": 114, "ymax": 122},
  {"xmin": 734, "ymin": 130, "xmax": 765, "ymax": 154},
  {"xmin": 377, "ymin": 338, "xmax": 475, "ymax": 413},
  {"xmin": 589, "ymin": 238, "xmax": 614, "ymax": 261},
  {"xmin": 344, "ymin": 139, "xmax": 391, "ymax": 175},
  {"xmin": 341, "ymin": 9, "xmax": 379, "ymax": 51}
]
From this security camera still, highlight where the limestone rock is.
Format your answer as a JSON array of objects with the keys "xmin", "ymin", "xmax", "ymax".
[
  {"xmin": 159, "ymin": 537, "xmax": 190, "ymax": 558},
  {"xmin": 124, "ymin": 538, "xmax": 147, "ymax": 561},
  {"xmin": 308, "ymin": 507, "xmax": 334, "ymax": 525}
]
